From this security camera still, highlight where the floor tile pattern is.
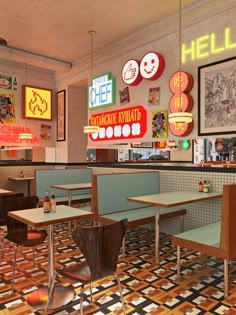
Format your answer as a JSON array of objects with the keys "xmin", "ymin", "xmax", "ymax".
[{"xmin": 1, "ymin": 223, "xmax": 236, "ymax": 315}]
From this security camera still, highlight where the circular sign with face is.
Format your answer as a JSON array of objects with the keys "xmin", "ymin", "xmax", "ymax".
[
  {"xmin": 121, "ymin": 59, "xmax": 142, "ymax": 86},
  {"xmin": 140, "ymin": 52, "xmax": 165, "ymax": 81}
]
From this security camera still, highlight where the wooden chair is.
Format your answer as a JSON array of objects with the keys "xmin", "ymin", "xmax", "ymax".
[
  {"xmin": 0, "ymin": 192, "xmax": 24, "ymax": 227},
  {"xmin": 47, "ymin": 219, "xmax": 128, "ymax": 314},
  {"xmin": 0, "ymin": 196, "xmax": 47, "ymax": 293},
  {"xmin": 172, "ymin": 183, "xmax": 236, "ymax": 298}
]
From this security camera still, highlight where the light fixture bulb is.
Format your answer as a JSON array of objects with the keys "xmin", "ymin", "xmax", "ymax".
[
  {"xmin": 19, "ymin": 133, "xmax": 33, "ymax": 140},
  {"xmin": 83, "ymin": 125, "xmax": 101, "ymax": 134},
  {"xmin": 169, "ymin": 112, "xmax": 192, "ymax": 124}
]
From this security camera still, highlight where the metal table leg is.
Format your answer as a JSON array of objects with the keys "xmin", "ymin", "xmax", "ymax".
[{"xmin": 27, "ymin": 224, "xmax": 75, "ymax": 310}]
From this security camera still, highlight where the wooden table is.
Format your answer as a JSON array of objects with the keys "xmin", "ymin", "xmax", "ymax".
[
  {"xmin": 51, "ymin": 183, "xmax": 92, "ymax": 231},
  {"xmin": 127, "ymin": 191, "xmax": 222, "ymax": 264},
  {"xmin": 8, "ymin": 177, "xmax": 34, "ymax": 196},
  {"xmin": 51, "ymin": 182, "xmax": 91, "ymax": 207},
  {"xmin": 8, "ymin": 205, "xmax": 94, "ymax": 310},
  {"xmin": 0, "ymin": 188, "xmax": 14, "ymax": 196}
]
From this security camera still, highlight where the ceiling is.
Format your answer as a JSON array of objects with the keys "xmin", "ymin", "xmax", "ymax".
[{"xmin": 0, "ymin": 0, "xmax": 199, "ymax": 70}]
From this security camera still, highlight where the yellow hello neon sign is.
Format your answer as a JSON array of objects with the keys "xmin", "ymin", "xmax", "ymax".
[{"xmin": 182, "ymin": 27, "xmax": 236, "ymax": 63}]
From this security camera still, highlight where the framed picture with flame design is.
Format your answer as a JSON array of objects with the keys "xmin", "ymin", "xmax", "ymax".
[
  {"xmin": 56, "ymin": 90, "xmax": 66, "ymax": 141},
  {"xmin": 22, "ymin": 85, "xmax": 52, "ymax": 121}
]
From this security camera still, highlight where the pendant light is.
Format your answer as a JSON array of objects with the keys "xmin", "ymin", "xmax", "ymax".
[
  {"xmin": 83, "ymin": 30, "xmax": 100, "ymax": 134},
  {"xmin": 168, "ymin": 0, "xmax": 192, "ymax": 124},
  {"xmin": 19, "ymin": 64, "xmax": 33, "ymax": 140}
]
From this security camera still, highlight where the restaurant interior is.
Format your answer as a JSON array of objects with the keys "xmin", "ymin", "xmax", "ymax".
[{"xmin": 1, "ymin": 0, "xmax": 236, "ymax": 314}]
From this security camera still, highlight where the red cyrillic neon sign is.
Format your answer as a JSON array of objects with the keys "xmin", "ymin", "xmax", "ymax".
[
  {"xmin": 0, "ymin": 125, "xmax": 40, "ymax": 144},
  {"xmin": 89, "ymin": 105, "xmax": 147, "ymax": 141}
]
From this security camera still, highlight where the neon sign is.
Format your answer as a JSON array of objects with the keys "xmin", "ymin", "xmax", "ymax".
[
  {"xmin": 88, "ymin": 105, "xmax": 147, "ymax": 141},
  {"xmin": 0, "ymin": 125, "xmax": 40, "ymax": 144},
  {"xmin": 169, "ymin": 71, "xmax": 194, "ymax": 137},
  {"xmin": 122, "ymin": 52, "xmax": 165, "ymax": 86},
  {"xmin": 23, "ymin": 85, "xmax": 52, "ymax": 120},
  {"xmin": 88, "ymin": 72, "xmax": 116, "ymax": 109},
  {"xmin": 182, "ymin": 27, "xmax": 236, "ymax": 63}
]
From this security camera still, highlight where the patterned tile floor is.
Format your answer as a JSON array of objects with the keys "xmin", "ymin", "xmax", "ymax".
[{"xmin": 1, "ymin": 222, "xmax": 236, "ymax": 315}]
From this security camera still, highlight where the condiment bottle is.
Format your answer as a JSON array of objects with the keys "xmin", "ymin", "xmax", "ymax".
[
  {"xmin": 50, "ymin": 192, "xmax": 56, "ymax": 213},
  {"xmin": 43, "ymin": 191, "xmax": 51, "ymax": 213},
  {"xmin": 203, "ymin": 180, "xmax": 209, "ymax": 193},
  {"xmin": 198, "ymin": 178, "xmax": 203, "ymax": 192}
]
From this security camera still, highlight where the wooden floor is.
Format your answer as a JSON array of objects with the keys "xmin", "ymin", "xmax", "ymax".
[{"xmin": 1, "ymin": 222, "xmax": 236, "ymax": 315}]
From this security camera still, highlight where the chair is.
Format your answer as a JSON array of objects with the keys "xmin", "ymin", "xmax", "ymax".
[
  {"xmin": 0, "ymin": 195, "xmax": 48, "ymax": 293},
  {"xmin": 48, "ymin": 218, "xmax": 128, "ymax": 314},
  {"xmin": 0, "ymin": 192, "xmax": 24, "ymax": 228},
  {"xmin": 172, "ymin": 183, "xmax": 236, "ymax": 298}
]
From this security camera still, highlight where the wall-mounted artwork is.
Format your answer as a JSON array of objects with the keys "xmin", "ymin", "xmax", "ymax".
[
  {"xmin": 198, "ymin": 56, "xmax": 236, "ymax": 136},
  {"xmin": 57, "ymin": 90, "xmax": 66, "ymax": 141},
  {"xmin": 152, "ymin": 109, "xmax": 168, "ymax": 138},
  {"xmin": 148, "ymin": 87, "xmax": 160, "ymax": 105},
  {"xmin": 119, "ymin": 87, "xmax": 130, "ymax": 104},
  {"xmin": 22, "ymin": 85, "xmax": 52, "ymax": 120},
  {"xmin": 0, "ymin": 93, "xmax": 15, "ymax": 123}
]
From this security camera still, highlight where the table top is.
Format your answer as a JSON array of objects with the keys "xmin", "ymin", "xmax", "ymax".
[
  {"xmin": 8, "ymin": 205, "xmax": 94, "ymax": 227},
  {"xmin": 51, "ymin": 182, "xmax": 91, "ymax": 191},
  {"xmin": 0, "ymin": 188, "xmax": 14, "ymax": 195},
  {"xmin": 8, "ymin": 177, "xmax": 35, "ymax": 181},
  {"xmin": 127, "ymin": 191, "xmax": 222, "ymax": 208}
]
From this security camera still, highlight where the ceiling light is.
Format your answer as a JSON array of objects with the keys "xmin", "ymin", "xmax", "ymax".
[
  {"xmin": 83, "ymin": 30, "xmax": 101, "ymax": 134},
  {"xmin": 169, "ymin": 112, "xmax": 192, "ymax": 124},
  {"xmin": 19, "ymin": 133, "xmax": 33, "ymax": 140},
  {"xmin": 83, "ymin": 126, "xmax": 101, "ymax": 134}
]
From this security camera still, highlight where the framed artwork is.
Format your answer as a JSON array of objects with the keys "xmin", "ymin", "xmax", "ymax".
[
  {"xmin": 22, "ymin": 85, "xmax": 52, "ymax": 120},
  {"xmin": 198, "ymin": 56, "xmax": 236, "ymax": 136},
  {"xmin": 152, "ymin": 109, "xmax": 168, "ymax": 138},
  {"xmin": 0, "ymin": 93, "xmax": 16, "ymax": 123},
  {"xmin": 57, "ymin": 90, "xmax": 66, "ymax": 141},
  {"xmin": 131, "ymin": 142, "xmax": 153, "ymax": 148}
]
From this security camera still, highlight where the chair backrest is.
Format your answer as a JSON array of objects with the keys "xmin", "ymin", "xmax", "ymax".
[
  {"xmin": 1, "ymin": 196, "xmax": 39, "ymax": 236},
  {"xmin": 220, "ymin": 183, "xmax": 236, "ymax": 258},
  {"xmin": 72, "ymin": 219, "xmax": 128, "ymax": 281},
  {"xmin": 0, "ymin": 192, "xmax": 24, "ymax": 225}
]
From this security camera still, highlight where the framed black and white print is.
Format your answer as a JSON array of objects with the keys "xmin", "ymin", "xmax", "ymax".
[{"xmin": 198, "ymin": 56, "xmax": 236, "ymax": 136}]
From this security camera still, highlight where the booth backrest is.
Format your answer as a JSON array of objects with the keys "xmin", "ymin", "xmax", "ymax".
[
  {"xmin": 34, "ymin": 168, "xmax": 92, "ymax": 199},
  {"xmin": 220, "ymin": 183, "xmax": 236, "ymax": 257},
  {"xmin": 92, "ymin": 171, "xmax": 159, "ymax": 215}
]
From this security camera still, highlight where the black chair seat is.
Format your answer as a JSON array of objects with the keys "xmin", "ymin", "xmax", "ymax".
[{"xmin": 5, "ymin": 229, "xmax": 47, "ymax": 247}]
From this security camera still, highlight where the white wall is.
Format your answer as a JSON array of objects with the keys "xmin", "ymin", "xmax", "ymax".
[
  {"xmin": 57, "ymin": 0, "xmax": 236, "ymax": 148},
  {"xmin": 0, "ymin": 59, "xmax": 56, "ymax": 148}
]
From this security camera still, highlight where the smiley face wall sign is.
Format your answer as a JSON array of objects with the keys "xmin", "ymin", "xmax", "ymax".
[{"xmin": 122, "ymin": 52, "xmax": 165, "ymax": 86}]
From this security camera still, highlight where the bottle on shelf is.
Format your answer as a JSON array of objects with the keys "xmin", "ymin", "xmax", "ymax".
[
  {"xmin": 198, "ymin": 178, "xmax": 203, "ymax": 192},
  {"xmin": 50, "ymin": 192, "xmax": 56, "ymax": 213},
  {"xmin": 43, "ymin": 191, "xmax": 51, "ymax": 213}
]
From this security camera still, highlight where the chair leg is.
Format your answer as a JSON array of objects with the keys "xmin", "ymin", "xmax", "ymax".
[
  {"xmin": 177, "ymin": 246, "xmax": 180, "ymax": 280},
  {"xmin": 45, "ymin": 271, "xmax": 57, "ymax": 312},
  {"xmin": 180, "ymin": 215, "xmax": 184, "ymax": 232},
  {"xmin": 89, "ymin": 282, "xmax": 93, "ymax": 303},
  {"xmin": 80, "ymin": 284, "xmax": 84, "ymax": 315},
  {"xmin": 114, "ymin": 273, "xmax": 126, "ymax": 315},
  {"xmin": 12, "ymin": 246, "xmax": 19, "ymax": 293},
  {"xmin": 33, "ymin": 248, "xmax": 36, "ymax": 267},
  {"xmin": 122, "ymin": 236, "xmax": 125, "ymax": 258},
  {"xmin": 224, "ymin": 259, "xmax": 228, "ymax": 298},
  {"xmin": 0, "ymin": 238, "xmax": 5, "ymax": 259}
]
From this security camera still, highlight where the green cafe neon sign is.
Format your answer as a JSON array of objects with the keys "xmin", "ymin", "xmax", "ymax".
[{"xmin": 182, "ymin": 27, "xmax": 236, "ymax": 63}]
